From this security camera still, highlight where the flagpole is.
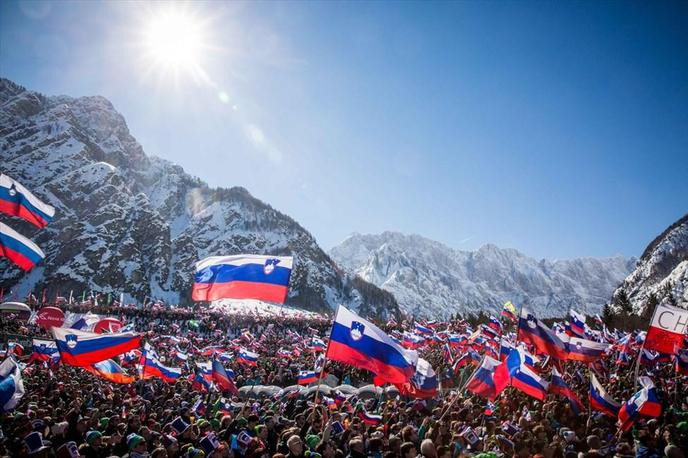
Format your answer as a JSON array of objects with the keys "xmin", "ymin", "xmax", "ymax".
[
  {"xmin": 438, "ymin": 357, "xmax": 482, "ymax": 422},
  {"xmin": 633, "ymin": 302, "xmax": 657, "ymax": 390},
  {"xmin": 312, "ymin": 304, "xmax": 338, "ymax": 410}
]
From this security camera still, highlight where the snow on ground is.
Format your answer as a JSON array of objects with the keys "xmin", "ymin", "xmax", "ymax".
[{"xmin": 210, "ymin": 299, "xmax": 326, "ymax": 319}]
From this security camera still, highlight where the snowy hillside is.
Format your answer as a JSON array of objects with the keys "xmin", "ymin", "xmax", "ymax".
[
  {"xmin": 330, "ymin": 232, "xmax": 635, "ymax": 318},
  {"xmin": 612, "ymin": 213, "xmax": 688, "ymax": 313},
  {"xmin": 0, "ymin": 78, "xmax": 399, "ymax": 318}
]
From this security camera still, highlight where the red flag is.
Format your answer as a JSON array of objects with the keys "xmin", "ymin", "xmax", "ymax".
[{"xmin": 644, "ymin": 303, "xmax": 688, "ymax": 354}]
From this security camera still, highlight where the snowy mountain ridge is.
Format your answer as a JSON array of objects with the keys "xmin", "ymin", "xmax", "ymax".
[
  {"xmin": 0, "ymin": 78, "xmax": 398, "ymax": 318},
  {"xmin": 330, "ymin": 231, "xmax": 636, "ymax": 318}
]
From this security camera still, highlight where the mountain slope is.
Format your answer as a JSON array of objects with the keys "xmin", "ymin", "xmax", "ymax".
[
  {"xmin": 612, "ymin": 213, "xmax": 688, "ymax": 313},
  {"xmin": 0, "ymin": 78, "xmax": 399, "ymax": 318},
  {"xmin": 330, "ymin": 232, "xmax": 635, "ymax": 318}
]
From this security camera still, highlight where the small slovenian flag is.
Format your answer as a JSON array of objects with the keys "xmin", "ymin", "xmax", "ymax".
[
  {"xmin": 52, "ymin": 327, "xmax": 141, "ymax": 367},
  {"xmin": 141, "ymin": 350, "xmax": 182, "ymax": 383},
  {"xmin": 0, "ymin": 174, "xmax": 55, "ymax": 228},
  {"xmin": 0, "ymin": 222, "xmax": 45, "ymax": 271},
  {"xmin": 310, "ymin": 337, "xmax": 326, "ymax": 352},
  {"xmin": 238, "ymin": 349, "xmax": 259, "ymax": 366},
  {"xmin": 196, "ymin": 361, "xmax": 213, "ymax": 382},
  {"xmin": 86, "ymin": 359, "xmax": 135, "ymax": 384},
  {"xmin": 618, "ymin": 376, "xmax": 661, "ymax": 431},
  {"xmin": 212, "ymin": 359, "xmax": 239, "ymax": 395},
  {"xmin": 485, "ymin": 401, "xmax": 497, "ymax": 415},
  {"xmin": 29, "ymin": 339, "xmax": 59, "ymax": 364},
  {"xmin": 589, "ymin": 373, "xmax": 620, "ymax": 418},
  {"xmin": 414, "ymin": 323, "xmax": 433, "ymax": 335},
  {"xmin": 357, "ymin": 410, "xmax": 383, "ymax": 426},
  {"xmin": 298, "ymin": 370, "xmax": 319, "ymax": 385},
  {"xmin": 192, "ymin": 255, "xmax": 293, "ymax": 304}
]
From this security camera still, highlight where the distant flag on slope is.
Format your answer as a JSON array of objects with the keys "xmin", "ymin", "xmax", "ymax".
[
  {"xmin": 52, "ymin": 327, "xmax": 141, "ymax": 367},
  {"xmin": 414, "ymin": 323, "xmax": 433, "ymax": 335},
  {"xmin": 0, "ymin": 173, "xmax": 55, "ymax": 228},
  {"xmin": 550, "ymin": 367, "xmax": 584, "ymax": 414},
  {"xmin": 618, "ymin": 376, "xmax": 661, "ymax": 431},
  {"xmin": 237, "ymin": 349, "xmax": 259, "ymax": 366},
  {"xmin": 192, "ymin": 255, "xmax": 293, "ymax": 303},
  {"xmin": 488, "ymin": 316, "xmax": 503, "ymax": 334},
  {"xmin": 589, "ymin": 373, "xmax": 621, "ymax": 418},
  {"xmin": 568, "ymin": 310, "xmax": 587, "ymax": 338},
  {"xmin": 643, "ymin": 303, "xmax": 688, "ymax": 355},
  {"xmin": 85, "ymin": 359, "xmax": 135, "ymax": 384},
  {"xmin": 0, "ymin": 357, "xmax": 25, "ymax": 412},
  {"xmin": 326, "ymin": 305, "xmax": 418, "ymax": 385},
  {"xmin": 501, "ymin": 301, "xmax": 518, "ymax": 322},
  {"xmin": 0, "ymin": 222, "xmax": 45, "ymax": 271}
]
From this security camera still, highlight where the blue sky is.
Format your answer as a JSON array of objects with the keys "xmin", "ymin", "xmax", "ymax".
[{"xmin": 2, "ymin": 1, "xmax": 686, "ymax": 259}]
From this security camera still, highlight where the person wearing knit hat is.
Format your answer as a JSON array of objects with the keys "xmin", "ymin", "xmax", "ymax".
[{"xmin": 127, "ymin": 433, "xmax": 147, "ymax": 458}]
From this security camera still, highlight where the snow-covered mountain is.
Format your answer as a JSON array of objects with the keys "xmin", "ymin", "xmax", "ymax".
[
  {"xmin": 0, "ymin": 78, "xmax": 399, "ymax": 318},
  {"xmin": 612, "ymin": 213, "xmax": 688, "ymax": 313},
  {"xmin": 330, "ymin": 232, "xmax": 636, "ymax": 318}
]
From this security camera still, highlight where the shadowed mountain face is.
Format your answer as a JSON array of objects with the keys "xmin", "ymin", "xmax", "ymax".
[
  {"xmin": 331, "ymin": 232, "xmax": 635, "ymax": 318},
  {"xmin": 612, "ymin": 213, "xmax": 688, "ymax": 313},
  {"xmin": 0, "ymin": 79, "xmax": 399, "ymax": 318}
]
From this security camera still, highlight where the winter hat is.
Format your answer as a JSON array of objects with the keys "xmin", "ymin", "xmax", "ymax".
[
  {"xmin": 86, "ymin": 431, "xmax": 102, "ymax": 445},
  {"xmin": 127, "ymin": 433, "xmax": 145, "ymax": 450}
]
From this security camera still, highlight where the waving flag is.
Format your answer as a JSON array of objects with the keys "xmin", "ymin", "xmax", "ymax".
[
  {"xmin": 501, "ymin": 301, "xmax": 518, "ymax": 322},
  {"xmin": 237, "ymin": 349, "xmax": 259, "ymax": 366},
  {"xmin": 568, "ymin": 310, "xmax": 587, "ymax": 338},
  {"xmin": 52, "ymin": 327, "xmax": 141, "ymax": 366},
  {"xmin": 298, "ymin": 370, "xmax": 318, "ymax": 385},
  {"xmin": 618, "ymin": 377, "xmax": 661, "ymax": 431},
  {"xmin": 29, "ymin": 339, "xmax": 60, "ymax": 364},
  {"xmin": 488, "ymin": 316, "xmax": 503, "ymax": 334},
  {"xmin": 0, "ymin": 222, "xmax": 45, "ymax": 271},
  {"xmin": 327, "ymin": 305, "xmax": 418, "ymax": 384},
  {"xmin": 518, "ymin": 308, "xmax": 569, "ymax": 359},
  {"xmin": 212, "ymin": 359, "xmax": 239, "ymax": 395},
  {"xmin": 466, "ymin": 356, "xmax": 511, "ymax": 401},
  {"xmin": 644, "ymin": 303, "xmax": 688, "ymax": 354},
  {"xmin": 0, "ymin": 357, "xmax": 25, "ymax": 412},
  {"xmin": 192, "ymin": 255, "xmax": 293, "ymax": 303},
  {"xmin": 86, "ymin": 359, "xmax": 135, "ymax": 384},
  {"xmin": 414, "ymin": 323, "xmax": 433, "ymax": 335},
  {"xmin": 396, "ymin": 358, "xmax": 439, "ymax": 399},
  {"xmin": 358, "ymin": 410, "xmax": 382, "ymax": 426},
  {"xmin": 141, "ymin": 351, "xmax": 182, "ymax": 383},
  {"xmin": 589, "ymin": 373, "xmax": 620, "ymax": 418},
  {"xmin": 563, "ymin": 336, "xmax": 610, "ymax": 363},
  {"xmin": 0, "ymin": 174, "xmax": 55, "ymax": 228},
  {"xmin": 505, "ymin": 349, "xmax": 549, "ymax": 401},
  {"xmin": 550, "ymin": 367, "xmax": 583, "ymax": 414}
]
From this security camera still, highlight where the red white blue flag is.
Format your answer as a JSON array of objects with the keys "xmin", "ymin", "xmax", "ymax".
[
  {"xmin": 550, "ymin": 367, "xmax": 584, "ymax": 414},
  {"xmin": 86, "ymin": 359, "xmax": 135, "ymax": 384},
  {"xmin": 618, "ymin": 376, "xmax": 661, "ymax": 431},
  {"xmin": 0, "ymin": 174, "xmax": 55, "ymax": 228},
  {"xmin": 141, "ymin": 350, "xmax": 182, "ymax": 383},
  {"xmin": 589, "ymin": 373, "xmax": 620, "ymax": 418},
  {"xmin": 52, "ymin": 327, "xmax": 141, "ymax": 367},
  {"xmin": 192, "ymin": 255, "xmax": 292, "ymax": 303},
  {"xmin": 327, "ymin": 305, "xmax": 418, "ymax": 384},
  {"xmin": 0, "ymin": 222, "xmax": 45, "ymax": 271}
]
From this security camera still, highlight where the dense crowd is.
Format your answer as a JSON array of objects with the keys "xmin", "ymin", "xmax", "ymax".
[{"xmin": 0, "ymin": 303, "xmax": 687, "ymax": 458}]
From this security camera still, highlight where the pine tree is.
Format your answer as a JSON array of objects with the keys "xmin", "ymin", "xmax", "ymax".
[
  {"xmin": 602, "ymin": 303, "xmax": 613, "ymax": 325},
  {"xmin": 615, "ymin": 289, "xmax": 633, "ymax": 315},
  {"xmin": 642, "ymin": 293, "xmax": 658, "ymax": 321}
]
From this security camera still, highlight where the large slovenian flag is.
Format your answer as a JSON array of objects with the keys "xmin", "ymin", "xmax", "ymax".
[
  {"xmin": 618, "ymin": 377, "xmax": 661, "ymax": 431},
  {"xmin": 0, "ymin": 357, "xmax": 25, "ymax": 412},
  {"xmin": 192, "ymin": 255, "xmax": 293, "ymax": 303},
  {"xmin": 0, "ymin": 222, "xmax": 45, "ymax": 271},
  {"xmin": 29, "ymin": 339, "xmax": 60, "ymax": 364},
  {"xmin": 518, "ymin": 308, "xmax": 569, "ymax": 360},
  {"xmin": 141, "ymin": 351, "xmax": 182, "ymax": 383},
  {"xmin": 85, "ymin": 359, "xmax": 135, "ymax": 384},
  {"xmin": 644, "ymin": 303, "xmax": 688, "ymax": 354},
  {"xmin": 550, "ymin": 367, "xmax": 584, "ymax": 414},
  {"xmin": 589, "ymin": 373, "xmax": 621, "ymax": 418},
  {"xmin": 52, "ymin": 327, "xmax": 141, "ymax": 366},
  {"xmin": 0, "ymin": 174, "xmax": 55, "ymax": 228},
  {"xmin": 327, "ymin": 305, "xmax": 418, "ymax": 384}
]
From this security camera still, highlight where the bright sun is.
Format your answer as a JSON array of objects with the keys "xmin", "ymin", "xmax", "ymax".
[{"xmin": 141, "ymin": 9, "xmax": 208, "ymax": 80}]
